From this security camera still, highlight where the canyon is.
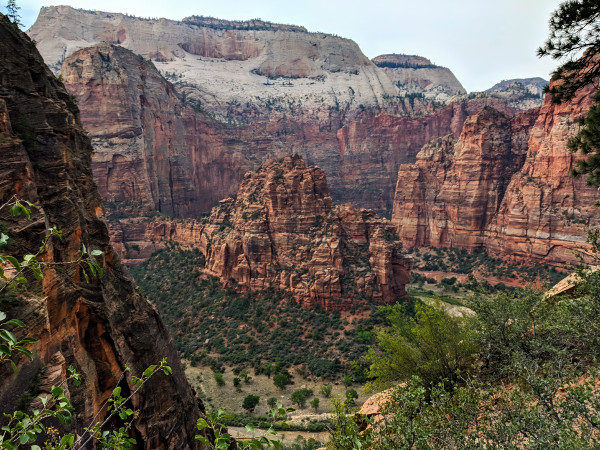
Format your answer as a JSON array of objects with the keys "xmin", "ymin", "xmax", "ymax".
[
  {"xmin": 26, "ymin": 6, "xmax": 598, "ymax": 269},
  {"xmin": 0, "ymin": 16, "xmax": 202, "ymax": 448}
]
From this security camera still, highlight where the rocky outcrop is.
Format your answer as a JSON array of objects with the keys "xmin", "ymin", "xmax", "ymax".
[
  {"xmin": 28, "ymin": 5, "xmax": 399, "ymax": 122},
  {"xmin": 392, "ymin": 106, "xmax": 538, "ymax": 249},
  {"xmin": 373, "ymin": 54, "xmax": 466, "ymax": 103},
  {"xmin": 61, "ymin": 42, "xmax": 246, "ymax": 217},
  {"xmin": 484, "ymin": 77, "xmax": 548, "ymax": 110},
  {"xmin": 392, "ymin": 71, "xmax": 600, "ymax": 266},
  {"xmin": 199, "ymin": 155, "xmax": 411, "ymax": 310},
  {"xmin": 0, "ymin": 15, "xmax": 202, "ymax": 448}
]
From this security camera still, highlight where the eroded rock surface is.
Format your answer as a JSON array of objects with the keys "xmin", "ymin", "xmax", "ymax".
[
  {"xmin": 0, "ymin": 16, "xmax": 202, "ymax": 448},
  {"xmin": 199, "ymin": 155, "xmax": 411, "ymax": 310}
]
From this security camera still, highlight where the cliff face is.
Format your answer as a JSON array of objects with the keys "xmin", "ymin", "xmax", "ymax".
[
  {"xmin": 28, "ymin": 5, "xmax": 399, "ymax": 123},
  {"xmin": 61, "ymin": 42, "xmax": 244, "ymax": 217},
  {"xmin": 392, "ymin": 106, "xmax": 538, "ymax": 249},
  {"xmin": 0, "ymin": 16, "xmax": 202, "ymax": 448},
  {"xmin": 199, "ymin": 155, "xmax": 411, "ymax": 310},
  {"xmin": 392, "ymin": 73, "xmax": 600, "ymax": 265},
  {"xmin": 336, "ymin": 97, "xmax": 516, "ymax": 210},
  {"xmin": 486, "ymin": 78, "xmax": 600, "ymax": 264},
  {"xmin": 372, "ymin": 54, "xmax": 466, "ymax": 103}
]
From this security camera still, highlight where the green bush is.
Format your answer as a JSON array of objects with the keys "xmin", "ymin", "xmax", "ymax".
[{"xmin": 242, "ymin": 394, "xmax": 260, "ymax": 413}]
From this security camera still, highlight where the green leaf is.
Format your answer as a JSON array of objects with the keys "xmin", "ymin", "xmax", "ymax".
[
  {"xmin": 6, "ymin": 256, "xmax": 20, "ymax": 271},
  {"xmin": 4, "ymin": 319, "xmax": 24, "ymax": 327},
  {"xmin": 91, "ymin": 249, "xmax": 103, "ymax": 256},
  {"xmin": 10, "ymin": 360, "xmax": 17, "ymax": 373},
  {"xmin": 245, "ymin": 424, "xmax": 255, "ymax": 433},
  {"xmin": 112, "ymin": 386, "xmax": 121, "ymax": 397},
  {"xmin": 0, "ymin": 311, "xmax": 6, "ymax": 321},
  {"xmin": 0, "ymin": 329, "xmax": 17, "ymax": 345},
  {"xmin": 143, "ymin": 365, "xmax": 157, "ymax": 378},
  {"xmin": 0, "ymin": 233, "xmax": 9, "ymax": 247},
  {"xmin": 195, "ymin": 435, "xmax": 210, "ymax": 445}
]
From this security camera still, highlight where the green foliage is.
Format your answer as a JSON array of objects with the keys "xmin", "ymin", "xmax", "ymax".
[
  {"xmin": 367, "ymin": 302, "xmax": 478, "ymax": 389},
  {"xmin": 538, "ymin": 0, "xmax": 600, "ymax": 103},
  {"xmin": 213, "ymin": 371, "xmax": 225, "ymax": 387},
  {"xmin": 273, "ymin": 372, "xmax": 293, "ymax": 391},
  {"xmin": 319, "ymin": 384, "xmax": 332, "ymax": 398},
  {"xmin": 242, "ymin": 394, "xmax": 260, "ymax": 413},
  {"xmin": 310, "ymin": 397, "xmax": 320, "ymax": 412},
  {"xmin": 131, "ymin": 247, "xmax": 385, "ymax": 379},
  {"xmin": 290, "ymin": 388, "xmax": 313, "ymax": 408},
  {"xmin": 196, "ymin": 402, "xmax": 294, "ymax": 449},
  {"xmin": 569, "ymin": 91, "xmax": 600, "ymax": 185}
]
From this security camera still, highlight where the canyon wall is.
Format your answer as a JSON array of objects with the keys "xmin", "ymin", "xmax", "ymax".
[
  {"xmin": 0, "ymin": 15, "xmax": 203, "ymax": 448},
  {"xmin": 392, "ymin": 74, "xmax": 600, "ymax": 265},
  {"xmin": 198, "ymin": 155, "xmax": 411, "ymax": 310}
]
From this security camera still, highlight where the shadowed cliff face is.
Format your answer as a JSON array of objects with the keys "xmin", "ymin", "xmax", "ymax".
[
  {"xmin": 0, "ymin": 15, "xmax": 203, "ymax": 448},
  {"xmin": 392, "ymin": 72, "xmax": 600, "ymax": 266},
  {"xmin": 198, "ymin": 155, "xmax": 412, "ymax": 311}
]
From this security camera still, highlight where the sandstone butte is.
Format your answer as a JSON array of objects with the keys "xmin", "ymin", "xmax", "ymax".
[
  {"xmin": 0, "ymin": 16, "xmax": 204, "ymax": 448},
  {"xmin": 392, "ymin": 70, "xmax": 600, "ymax": 266}
]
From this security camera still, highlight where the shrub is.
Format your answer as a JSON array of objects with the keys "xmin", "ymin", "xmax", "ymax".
[
  {"xmin": 367, "ymin": 302, "xmax": 478, "ymax": 389},
  {"xmin": 273, "ymin": 372, "xmax": 293, "ymax": 390},
  {"xmin": 320, "ymin": 384, "xmax": 332, "ymax": 398},
  {"xmin": 213, "ymin": 371, "xmax": 225, "ymax": 387},
  {"xmin": 290, "ymin": 388, "xmax": 313, "ymax": 408},
  {"xmin": 242, "ymin": 394, "xmax": 260, "ymax": 413}
]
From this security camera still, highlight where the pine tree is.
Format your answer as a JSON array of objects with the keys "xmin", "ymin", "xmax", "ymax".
[
  {"xmin": 5, "ymin": 0, "xmax": 21, "ymax": 27},
  {"xmin": 539, "ymin": 1, "xmax": 600, "ymax": 185},
  {"xmin": 538, "ymin": 0, "xmax": 600, "ymax": 103}
]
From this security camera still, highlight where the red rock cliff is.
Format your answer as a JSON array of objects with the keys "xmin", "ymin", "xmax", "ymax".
[
  {"xmin": 199, "ymin": 155, "xmax": 411, "ymax": 310},
  {"xmin": 0, "ymin": 16, "xmax": 203, "ymax": 448},
  {"xmin": 392, "ymin": 72, "xmax": 600, "ymax": 265}
]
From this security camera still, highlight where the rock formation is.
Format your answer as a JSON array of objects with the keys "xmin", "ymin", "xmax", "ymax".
[
  {"xmin": 372, "ymin": 54, "xmax": 466, "ymax": 103},
  {"xmin": 28, "ymin": 5, "xmax": 399, "ymax": 122},
  {"xmin": 392, "ymin": 71, "xmax": 600, "ymax": 265},
  {"xmin": 61, "ymin": 42, "xmax": 245, "ymax": 217},
  {"xmin": 0, "ymin": 15, "xmax": 203, "ymax": 448},
  {"xmin": 484, "ymin": 77, "xmax": 548, "ymax": 109},
  {"xmin": 392, "ymin": 106, "xmax": 538, "ymax": 249},
  {"xmin": 199, "ymin": 155, "xmax": 411, "ymax": 310}
]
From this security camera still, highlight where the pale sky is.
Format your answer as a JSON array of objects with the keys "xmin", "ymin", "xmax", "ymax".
[{"xmin": 8, "ymin": 0, "xmax": 563, "ymax": 92}]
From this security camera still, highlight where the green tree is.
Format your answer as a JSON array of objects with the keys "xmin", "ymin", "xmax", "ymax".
[
  {"xmin": 290, "ymin": 388, "xmax": 313, "ymax": 408},
  {"xmin": 538, "ymin": 1, "xmax": 600, "ymax": 185},
  {"xmin": 538, "ymin": 0, "xmax": 600, "ymax": 103},
  {"xmin": 367, "ymin": 302, "xmax": 478, "ymax": 389},
  {"xmin": 310, "ymin": 397, "xmax": 320, "ymax": 412},
  {"xmin": 319, "ymin": 384, "xmax": 332, "ymax": 398},
  {"xmin": 242, "ymin": 394, "xmax": 260, "ymax": 413},
  {"xmin": 273, "ymin": 371, "xmax": 292, "ymax": 390},
  {"xmin": 5, "ymin": 0, "xmax": 21, "ymax": 26},
  {"xmin": 213, "ymin": 371, "xmax": 225, "ymax": 387},
  {"xmin": 267, "ymin": 397, "xmax": 277, "ymax": 409}
]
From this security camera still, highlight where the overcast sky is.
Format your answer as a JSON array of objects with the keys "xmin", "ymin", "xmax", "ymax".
[{"xmin": 10, "ymin": 0, "xmax": 563, "ymax": 92}]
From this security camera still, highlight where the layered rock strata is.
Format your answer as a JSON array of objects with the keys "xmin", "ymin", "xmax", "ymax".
[
  {"xmin": 0, "ymin": 15, "xmax": 203, "ymax": 448},
  {"xmin": 199, "ymin": 155, "xmax": 411, "ymax": 310},
  {"xmin": 372, "ymin": 54, "xmax": 466, "ymax": 103},
  {"xmin": 392, "ymin": 73, "xmax": 600, "ymax": 265}
]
